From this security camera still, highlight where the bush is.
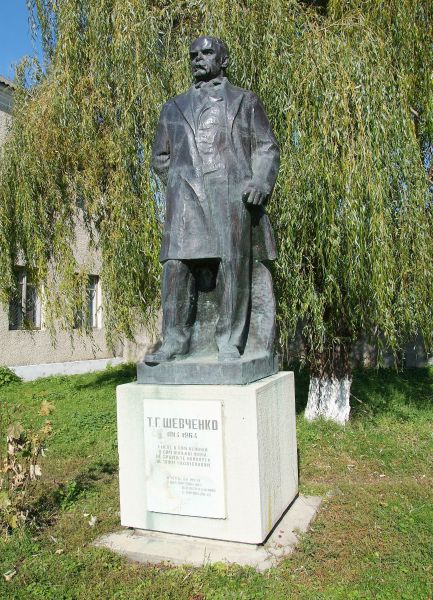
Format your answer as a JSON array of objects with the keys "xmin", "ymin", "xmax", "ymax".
[
  {"xmin": 0, "ymin": 406, "xmax": 53, "ymax": 533},
  {"xmin": 0, "ymin": 366, "xmax": 21, "ymax": 387}
]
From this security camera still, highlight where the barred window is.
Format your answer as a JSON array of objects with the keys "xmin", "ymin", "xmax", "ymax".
[
  {"xmin": 9, "ymin": 269, "xmax": 42, "ymax": 330},
  {"xmin": 87, "ymin": 275, "xmax": 100, "ymax": 328},
  {"xmin": 74, "ymin": 275, "xmax": 101, "ymax": 329}
]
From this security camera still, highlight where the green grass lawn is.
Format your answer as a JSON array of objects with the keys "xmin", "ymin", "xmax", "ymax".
[{"xmin": 0, "ymin": 364, "xmax": 432, "ymax": 599}]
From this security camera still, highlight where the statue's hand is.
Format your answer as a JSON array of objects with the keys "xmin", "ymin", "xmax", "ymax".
[{"xmin": 242, "ymin": 185, "xmax": 267, "ymax": 206}]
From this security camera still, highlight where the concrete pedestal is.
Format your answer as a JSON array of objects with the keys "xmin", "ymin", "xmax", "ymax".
[{"xmin": 117, "ymin": 372, "xmax": 298, "ymax": 544}]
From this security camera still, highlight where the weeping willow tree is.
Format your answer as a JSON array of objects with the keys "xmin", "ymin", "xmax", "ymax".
[{"xmin": 0, "ymin": 0, "xmax": 432, "ymax": 422}]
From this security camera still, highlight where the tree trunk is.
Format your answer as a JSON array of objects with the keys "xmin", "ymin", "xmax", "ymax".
[{"xmin": 304, "ymin": 374, "xmax": 352, "ymax": 425}]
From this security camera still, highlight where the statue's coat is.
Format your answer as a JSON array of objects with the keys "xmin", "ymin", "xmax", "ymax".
[{"xmin": 151, "ymin": 80, "xmax": 280, "ymax": 263}]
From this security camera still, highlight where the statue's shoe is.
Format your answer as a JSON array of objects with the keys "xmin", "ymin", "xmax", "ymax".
[
  {"xmin": 218, "ymin": 345, "xmax": 241, "ymax": 362},
  {"xmin": 144, "ymin": 343, "xmax": 188, "ymax": 363}
]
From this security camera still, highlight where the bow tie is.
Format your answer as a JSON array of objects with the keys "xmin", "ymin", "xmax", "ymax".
[{"xmin": 194, "ymin": 77, "xmax": 224, "ymax": 90}]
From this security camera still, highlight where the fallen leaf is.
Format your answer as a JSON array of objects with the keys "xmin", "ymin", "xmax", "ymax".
[
  {"xmin": 42, "ymin": 421, "xmax": 53, "ymax": 434},
  {"xmin": 7, "ymin": 423, "xmax": 23, "ymax": 441},
  {"xmin": 7, "ymin": 514, "xmax": 18, "ymax": 529},
  {"xmin": 29, "ymin": 464, "xmax": 42, "ymax": 480},
  {"xmin": 39, "ymin": 400, "xmax": 55, "ymax": 416},
  {"xmin": 0, "ymin": 491, "xmax": 11, "ymax": 510},
  {"xmin": 88, "ymin": 515, "xmax": 97, "ymax": 527},
  {"xmin": 3, "ymin": 568, "xmax": 17, "ymax": 582}
]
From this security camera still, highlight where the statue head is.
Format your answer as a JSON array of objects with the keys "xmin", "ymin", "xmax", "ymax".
[{"xmin": 189, "ymin": 36, "xmax": 229, "ymax": 83}]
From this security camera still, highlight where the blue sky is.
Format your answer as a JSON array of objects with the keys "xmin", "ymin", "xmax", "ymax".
[{"xmin": 0, "ymin": 1, "xmax": 43, "ymax": 80}]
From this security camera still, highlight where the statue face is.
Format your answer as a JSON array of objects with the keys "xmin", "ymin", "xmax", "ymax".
[{"xmin": 189, "ymin": 37, "xmax": 227, "ymax": 82}]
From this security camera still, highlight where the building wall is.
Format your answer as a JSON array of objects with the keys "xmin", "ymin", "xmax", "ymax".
[
  {"xmin": 0, "ymin": 86, "xmax": 12, "ymax": 144},
  {"xmin": 0, "ymin": 317, "xmax": 112, "ymax": 367},
  {"xmin": 0, "ymin": 215, "xmax": 114, "ymax": 367},
  {"xmin": 0, "ymin": 80, "xmax": 114, "ymax": 367}
]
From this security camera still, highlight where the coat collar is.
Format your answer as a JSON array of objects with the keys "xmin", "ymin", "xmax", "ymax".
[
  {"xmin": 193, "ymin": 74, "xmax": 225, "ymax": 89},
  {"xmin": 173, "ymin": 79, "xmax": 244, "ymax": 133}
]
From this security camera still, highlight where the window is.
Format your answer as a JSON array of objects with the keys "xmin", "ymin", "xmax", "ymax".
[
  {"xmin": 9, "ymin": 269, "xmax": 42, "ymax": 330},
  {"xmin": 87, "ymin": 275, "xmax": 100, "ymax": 328},
  {"xmin": 74, "ymin": 275, "xmax": 101, "ymax": 329}
]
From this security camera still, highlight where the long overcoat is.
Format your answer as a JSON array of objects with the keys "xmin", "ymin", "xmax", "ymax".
[{"xmin": 151, "ymin": 80, "xmax": 280, "ymax": 263}]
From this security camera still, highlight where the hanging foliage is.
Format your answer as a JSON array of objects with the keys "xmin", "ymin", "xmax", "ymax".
[{"xmin": 0, "ymin": 1, "xmax": 432, "ymax": 414}]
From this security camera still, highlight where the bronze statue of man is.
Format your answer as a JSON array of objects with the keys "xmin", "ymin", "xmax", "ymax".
[{"xmin": 147, "ymin": 36, "xmax": 279, "ymax": 363}]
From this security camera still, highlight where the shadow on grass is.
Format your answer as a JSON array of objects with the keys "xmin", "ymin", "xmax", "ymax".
[
  {"xmin": 31, "ymin": 460, "xmax": 117, "ymax": 526},
  {"xmin": 283, "ymin": 362, "xmax": 433, "ymax": 418},
  {"xmin": 350, "ymin": 367, "xmax": 433, "ymax": 419},
  {"xmin": 75, "ymin": 363, "xmax": 136, "ymax": 390}
]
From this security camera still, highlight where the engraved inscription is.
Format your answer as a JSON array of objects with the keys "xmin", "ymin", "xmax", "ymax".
[{"xmin": 143, "ymin": 399, "xmax": 225, "ymax": 518}]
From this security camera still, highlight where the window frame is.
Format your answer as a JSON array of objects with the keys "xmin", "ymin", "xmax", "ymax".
[
  {"xmin": 74, "ymin": 274, "xmax": 102, "ymax": 330},
  {"xmin": 8, "ymin": 269, "xmax": 42, "ymax": 331}
]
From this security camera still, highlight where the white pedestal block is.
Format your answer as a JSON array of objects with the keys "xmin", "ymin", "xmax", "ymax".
[{"xmin": 116, "ymin": 372, "xmax": 298, "ymax": 544}]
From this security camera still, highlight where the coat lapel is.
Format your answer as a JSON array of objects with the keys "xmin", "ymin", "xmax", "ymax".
[
  {"xmin": 173, "ymin": 89, "xmax": 195, "ymax": 133},
  {"xmin": 225, "ymin": 82, "xmax": 244, "ymax": 132},
  {"xmin": 174, "ymin": 81, "xmax": 245, "ymax": 135}
]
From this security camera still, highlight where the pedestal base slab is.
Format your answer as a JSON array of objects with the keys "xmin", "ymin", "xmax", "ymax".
[
  {"xmin": 95, "ymin": 495, "xmax": 321, "ymax": 571},
  {"xmin": 137, "ymin": 353, "xmax": 278, "ymax": 385}
]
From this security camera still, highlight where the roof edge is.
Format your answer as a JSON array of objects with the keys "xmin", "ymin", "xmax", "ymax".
[{"xmin": 0, "ymin": 75, "xmax": 15, "ymax": 89}]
